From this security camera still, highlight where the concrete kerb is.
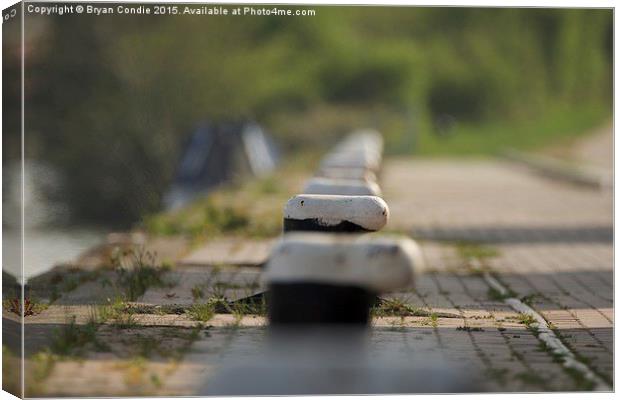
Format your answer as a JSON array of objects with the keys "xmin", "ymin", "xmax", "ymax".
[{"xmin": 483, "ymin": 272, "xmax": 611, "ymax": 391}]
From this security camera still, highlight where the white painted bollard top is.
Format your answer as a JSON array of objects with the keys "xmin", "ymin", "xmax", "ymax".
[
  {"xmin": 303, "ymin": 177, "xmax": 382, "ymax": 197},
  {"xmin": 316, "ymin": 167, "xmax": 377, "ymax": 183},
  {"xmin": 320, "ymin": 150, "xmax": 381, "ymax": 172},
  {"xmin": 336, "ymin": 129, "xmax": 384, "ymax": 154},
  {"xmin": 320, "ymin": 130, "xmax": 383, "ymax": 170},
  {"xmin": 284, "ymin": 194, "xmax": 389, "ymax": 231},
  {"xmin": 264, "ymin": 233, "xmax": 422, "ymax": 292}
]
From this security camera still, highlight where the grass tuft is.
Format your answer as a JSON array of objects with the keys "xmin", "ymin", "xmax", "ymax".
[
  {"xmin": 50, "ymin": 316, "xmax": 108, "ymax": 356},
  {"xmin": 455, "ymin": 241, "xmax": 499, "ymax": 261},
  {"xmin": 372, "ymin": 298, "xmax": 426, "ymax": 318},
  {"xmin": 110, "ymin": 246, "xmax": 171, "ymax": 301},
  {"xmin": 517, "ymin": 313, "xmax": 537, "ymax": 328},
  {"xmin": 187, "ymin": 302, "xmax": 217, "ymax": 322}
]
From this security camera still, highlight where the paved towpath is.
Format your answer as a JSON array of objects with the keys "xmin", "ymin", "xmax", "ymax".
[{"xmin": 20, "ymin": 126, "xmax": 613, "ymax": 395}]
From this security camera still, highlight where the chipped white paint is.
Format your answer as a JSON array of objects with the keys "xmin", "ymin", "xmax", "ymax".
[
  {"xmin": 303, "ymin": 177, "xmax": 382, "ymax": 197},
  {"xmin": 284, "ymin": 194, "xmax": 389, "ymax": 231},
  {"xmin": 316, "ymin": 167, "xmax": 377, "ymax": 183},
  {"xmin": 263, "ymin": 233, "xmax": 421, "ymax": 292},
  {"xmin": 483, "ymin": 272, "xmax": 610, "ymax": 391}
]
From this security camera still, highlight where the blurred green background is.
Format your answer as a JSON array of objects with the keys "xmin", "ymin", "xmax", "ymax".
[{"xmin": 17, "ymin": 6, "xmax": 612, "ymax": 224}]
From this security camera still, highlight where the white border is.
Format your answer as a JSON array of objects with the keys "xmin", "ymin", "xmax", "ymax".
[{"xmin": 0, "ymin": 2, "xmax": 615, "ymax": 400}]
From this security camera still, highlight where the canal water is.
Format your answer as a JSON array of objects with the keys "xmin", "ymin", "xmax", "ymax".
[{"xmin": 3, "ymin": 161, "xmax": 106, "ymax": 283}]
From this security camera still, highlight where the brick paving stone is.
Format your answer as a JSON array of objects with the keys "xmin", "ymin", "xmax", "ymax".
[
  {"xmin": 139, "ymin": 265, "xmax": 263, "ymax": 305},
  {"xmin": 180, "ymin": 238, "xmax": 274, "ymax": 267}
]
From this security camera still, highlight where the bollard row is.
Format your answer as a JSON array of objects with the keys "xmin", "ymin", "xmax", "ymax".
[
  {"xmin": 303, "ymin": 177, "xmax": 382, "ymax": 197},
  {"xmin": 264, "ymin": 129, "xmax": 423, "ymax": 325},
  {"xmin": 316, "ymin": 129, "xmax": 383, "ymax": 185}
]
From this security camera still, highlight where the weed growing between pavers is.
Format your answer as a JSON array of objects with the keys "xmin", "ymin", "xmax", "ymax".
[
  {"xmin": 110, "ymin": 247, "xmax": 172, "ymax": 301},
  {"xmin": 191, "ymin": 285, "xmax": 204, "ymax": 301},
  {"xmin": 2, "ymin": 296, "xmax": 48, "ymax": 316},
  {"xmin": 515, "ymin": 371, "xmax": 547, "ymax": 386},
  {"xmin": 187, "ymin": 268, "xmax": 265, "ymax": 321},
  {"xmin": 230, "ymin": 296, "xmax": 268, "ymax": 319},
  {"xmin": 371, "ymin": 298, "xmax": 427, "ymax": 318},
  {"xmin": 187, "ymin": 294, "xmax": 268, "ymax": 323},
  {"xmin": 450, "ymin": 241, "xmax": 501, "ymax": 276},
  {"xmin": 95, "ymin": 298, "xmax": 138, "ymax": 328},
  {"xmin": 516, "ymin": 313, "xmax": 537, "ymax": 329},
  {"xmin": 455, "ymin": 241, "xmax": 499, "ymax": 262},
  {"xmin": 188, "ymin": 302, "xmax": 217, "ymax": 322},
  {"xmin": 142, "ymin": 170, "xmax": 299, "ymax": 242},
  {"xmin": 420, "ymin": 313, "xmax": 439, "ymax": 328},
  {"xmin": 51, "ymin": 316, "xmax": 109, "ymax": 356}
]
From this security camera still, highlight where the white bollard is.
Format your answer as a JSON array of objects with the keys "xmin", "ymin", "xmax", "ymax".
[
  {"xmin": 319, "ymin": 129, "xmax": 384, "ymax": 173},
  {"xmin": 316, "ymin": 167, "xmax": 378, "ymax": 183},
  {"xmin": 320, "ymin": 151, "xmax": 381, "ymax": 172},
  {"xmin": 264, "ymin": 233, "xmax": 422, "ymax": 324},
  {"xmin": 303, "ymin": 177, "xmax": 382, "ymax": 197},
  {"xmin": 283, "ymin": 194, "xmax": 388, "ymax": 233}
]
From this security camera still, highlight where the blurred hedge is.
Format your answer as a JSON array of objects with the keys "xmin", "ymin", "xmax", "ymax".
[{"xmin": 23, "ymin": 7, "xmax": 612, "ymax": 224}]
